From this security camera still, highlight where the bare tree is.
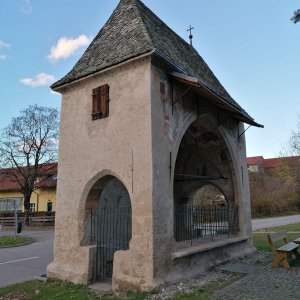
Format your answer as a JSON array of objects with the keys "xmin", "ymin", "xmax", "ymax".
[
  {"xmin": 291, "ymin": 9, "xmax": 300, "ymax": 23},
  {"xmin": 281, "ymin": 115, "xmax": 300, "ymax": 157},
  {"xmin": 289, "ymin": 122, "xmax": 300, "ymax": 155},
  {"xmin": 0, "ymin": 105, "xmax": 59, "ymax": 223}
]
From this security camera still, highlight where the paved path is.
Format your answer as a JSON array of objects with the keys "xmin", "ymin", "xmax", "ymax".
[
  {"xmin": 252, "ymin": 214, "xmax": 300, "ymax": 230},
  {"xmin": 0, "ymin": 230, "xmax": 54, "ymax": 287},
  {"xmin": 211, "ymin": 265, "xmax": 300, "ymax": 300},
  {"xmin": 210, "ymin": 215, "xmax": 300, "ymax": 300}
]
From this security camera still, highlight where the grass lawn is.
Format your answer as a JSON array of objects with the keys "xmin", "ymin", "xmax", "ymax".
[
  {"xmin": 0, "ymin": 280, "xmax": 119, "ymax": 300},
  {"xmin": 0, "ymin": 273, "xmax": 243, "ymax": 300},
  {"xmin": 0, "ymin": 235, "xmax": 33, "ymax": 247}
]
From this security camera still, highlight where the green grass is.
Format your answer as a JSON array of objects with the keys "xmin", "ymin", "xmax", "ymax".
[
  {"xmin": 0, "ymin": 235, "xmax": 33, "ymax": 247},
  {"xmin": 0, "ymin": 280, "xmax": 117, "ymax": 300}
]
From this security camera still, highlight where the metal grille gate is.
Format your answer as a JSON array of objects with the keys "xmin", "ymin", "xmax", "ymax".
[
  {"xmin": 92, "ymin": 206, "xmax": 132, "ymax": 280},
  {"xmin": 175, "ymin": 204, "xmax": 239, "ymax": 244}
]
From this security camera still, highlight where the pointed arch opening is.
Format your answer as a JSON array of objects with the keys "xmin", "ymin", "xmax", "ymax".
[
  {"xmin": 81, "ymin": 174, "xmax": 132, "ymax": 281},
  {"xmin": 173, "ymin": 117, "xmax": 239, "ymax": 243}
]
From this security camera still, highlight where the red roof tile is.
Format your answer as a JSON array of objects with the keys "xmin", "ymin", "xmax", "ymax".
[
  {"xmin": 247, "ymin": 156, "xmax": 264, "ymax": 166},
  {"xmin": 0, "ymin": 163, "xmax": 57, "ymax": 192}
]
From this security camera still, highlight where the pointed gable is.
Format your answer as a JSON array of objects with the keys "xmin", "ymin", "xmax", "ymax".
[
  {"xmin": 52, "ymin": 0, "xmax": 262, "ymax": 127},
  {"xmin": 52, "ymin": 0, "xmax": 153, "ymax": 89}
]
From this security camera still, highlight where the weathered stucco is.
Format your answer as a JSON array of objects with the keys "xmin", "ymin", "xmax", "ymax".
[
  {"xmin": 150, "ymin": 60, "xmax": 252, "ymax": 285},
  {"xmin": 47, "ymin": 56, "xmax": 155, "ymax": 290},
  {"xmin": 48, "ymin": 54, "xmax": 253, "ymax": 291}
]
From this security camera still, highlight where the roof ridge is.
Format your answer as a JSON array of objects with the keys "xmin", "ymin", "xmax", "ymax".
[
  {"xmin": 131, "ymin": 0, "xmax": 246, "ymax": 113},
  {"xmin": 134, "ymin": 0, "xmax": 195, "ymax": 53},
  {"xmin": 126, "ymin": 0, "xmax": 154, "ymax": 47}
]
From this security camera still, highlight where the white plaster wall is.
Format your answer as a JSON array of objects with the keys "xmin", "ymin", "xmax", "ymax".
[{"xmin": 47, "ymin": 56, "xmax": 155, "ymax": 290}]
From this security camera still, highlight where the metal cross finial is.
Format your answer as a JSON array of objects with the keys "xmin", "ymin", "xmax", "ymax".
[{"xmin": 187, "ymin": 25, "xmax": 194, "ymax": 46}]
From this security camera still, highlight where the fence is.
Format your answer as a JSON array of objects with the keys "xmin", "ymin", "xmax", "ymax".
[
  {"xmin": 174, "ymin": 204, "xmax": 239, "ymax": 244},
  {"xmin": 87, "ymin": 207, "xmax": 132, "ymax": 279},
  {"xmin": 1, "ymin": 216, "xmax": 55, "ymax": 227}
]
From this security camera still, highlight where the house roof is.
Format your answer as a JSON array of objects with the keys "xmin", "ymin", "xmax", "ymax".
[
  {"xmin": 51, "ymin": 0, "xmax": 262, "ymax": 127},
  {"xmin": 0, "ymin": 163, "xmax": 57, "ymax": 192},
  {"xmin": 247, "ymin": 156, "xmax": 300, "ymax": 169},
  {"xmin": 247, "ymin": 156, "xmax": 264, "ymax": 166},
  {"xmin": 262, "ymin": 157, "xmax": 300, "ymax": 169}
]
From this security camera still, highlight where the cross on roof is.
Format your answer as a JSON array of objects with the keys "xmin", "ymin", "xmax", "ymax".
[{"xmin": 187, "ymin": 25, "xmax": 194, "ymax": 46}]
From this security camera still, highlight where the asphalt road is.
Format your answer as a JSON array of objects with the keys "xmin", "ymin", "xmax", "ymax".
[
  {"xmin": 0, "ymin": 230, "xmax": 54, "ymax": 287},
  {"xmin": 252, "ymin": 214, "xmax": 300, "ymax": 231}
]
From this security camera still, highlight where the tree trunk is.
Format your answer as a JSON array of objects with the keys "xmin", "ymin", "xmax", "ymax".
[{"xmin": 24, "ymin": 197, "xmax": 31, "ymax": 226}]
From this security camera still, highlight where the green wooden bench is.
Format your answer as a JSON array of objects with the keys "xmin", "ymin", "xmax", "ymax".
[{"xmin": 267, "ymin": 231, "xmax": 300, "ymax": 269}]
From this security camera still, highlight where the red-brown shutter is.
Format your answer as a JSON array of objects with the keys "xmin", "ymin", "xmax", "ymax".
[
  {"xmin": 91, "ymin": 84, "xmax": 109, "ymax": 120},
  {"xmin": 100, "ymin": 84, "xmax": 109, "ymax": 117},
  {"xmin": 92, "ymin": 87, "xmax": 100, "ymax": 114}
]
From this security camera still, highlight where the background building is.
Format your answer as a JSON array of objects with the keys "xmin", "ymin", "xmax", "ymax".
[{"xmin": 0, "ymin": 163, "xmax": 57, "ymax": 213}]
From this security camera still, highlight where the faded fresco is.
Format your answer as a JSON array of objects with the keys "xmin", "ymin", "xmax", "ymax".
[{"xmin": 160, "ymin": 79, "xmax": 194, "ymax": 146}]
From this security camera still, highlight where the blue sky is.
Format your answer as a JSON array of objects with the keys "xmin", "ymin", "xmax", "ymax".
[{"xmin": 0, "ymin": 0, "xmax": 299, "ymax": 158}]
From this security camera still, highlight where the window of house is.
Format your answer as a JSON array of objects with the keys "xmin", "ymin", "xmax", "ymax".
[
  {"xmin": 92, "ymin": 84, "xmax": 109, "ymax": 120},
  {"xmin": 30, "ymin": 203, "xmax": 36, "ymax": 212},
  {"xmin": 0, "ymin": 198, "xmax": 22, "ymax": 212}
]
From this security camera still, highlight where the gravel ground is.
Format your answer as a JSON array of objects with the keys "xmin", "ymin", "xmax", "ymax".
[
  {"xmin": 159, "ymin": 251, "xmax": 275, "ymax": 299},
  {"xmin": 127, "ymin": 251, "xmax": 271, "ymax": 300}
]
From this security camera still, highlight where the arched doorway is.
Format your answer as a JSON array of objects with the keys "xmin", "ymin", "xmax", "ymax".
[
  {"xmin": 83, "ymin": 175, "xmax": 132, "ymax": 281},
  {"xmin": 173, "ymin": 118, "xmax": 239, "ymax": 243}
]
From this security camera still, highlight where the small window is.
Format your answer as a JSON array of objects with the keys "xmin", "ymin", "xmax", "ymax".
[
  {"xmin": 92, "ymin": 84, "xmax": 109, "ymax": 120},
  {"xmin": 30, "ymin": 203, "xmax": 36, "ymax": 212}
]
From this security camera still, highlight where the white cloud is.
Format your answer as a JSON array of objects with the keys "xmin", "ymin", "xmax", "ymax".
[
  {"xmin": 20, "ymin": 73, "xmax": 56, "ymax": 88},
  {"xmin": 0, "ymin": 40, "xmax": 10, "ymax": 48},
  {"xmin": 47, "ymin": 35, "xmax": 92, "ymax": 62},
  {"xmin": 0, "ymin": 55, "xmax": 8, "ymax": 60},
  {"xmin": 20, "ymin": 0, "xmax": 33, "ymax": 15}
]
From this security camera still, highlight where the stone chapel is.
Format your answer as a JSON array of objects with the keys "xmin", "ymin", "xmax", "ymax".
[{"xmin": 47, "ymin": 0, "xmax": 263, "ymax": 291}]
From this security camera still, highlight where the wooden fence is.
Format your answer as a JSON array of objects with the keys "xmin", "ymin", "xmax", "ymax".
[{"xmin": 1, "ymin": 216, "xmax": 55, "ymax": 227}]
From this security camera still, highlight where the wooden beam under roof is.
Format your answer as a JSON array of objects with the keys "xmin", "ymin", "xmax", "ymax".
[{"xmin": 169, "ymin": 72, "xmax": 264, "ymax": 128}]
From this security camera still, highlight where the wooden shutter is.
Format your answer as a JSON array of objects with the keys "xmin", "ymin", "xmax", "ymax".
[
  {"xmin": 100, "ymin": 84, "xmax": 109, "ymax": 117},
  {"xmin": 91, "ymin": 84, "xmax": 109, "ymax": 120}
]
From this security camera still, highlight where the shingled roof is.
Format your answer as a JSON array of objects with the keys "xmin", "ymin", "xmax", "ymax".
[{"xmin": 52, "ymin": 0, "xmax": 262, "ymax": 127}]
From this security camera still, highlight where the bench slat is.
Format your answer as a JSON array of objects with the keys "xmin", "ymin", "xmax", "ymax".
[
  {"xmin": 293, "ymin": 237, "xmax": 300, "ymax": 244},
  {"xmin": 268, "ymin": 231, "xmax": 287, "ymax": 243},
  {"xmin": 277, "ymin": 242, "xmax": 299, "ymax": 252}
]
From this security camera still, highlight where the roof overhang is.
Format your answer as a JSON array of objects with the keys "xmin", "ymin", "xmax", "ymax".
[{"xmin": 169, "ymin": 72, "xmax": 263, "ymax": 128}]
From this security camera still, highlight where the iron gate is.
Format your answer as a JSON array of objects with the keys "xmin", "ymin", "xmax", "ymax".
[
  {"xmin": 90, "ymin": 206, "xmax": 132, "ymax": 280},
  {"xmin": 175, "ymin": 204, "xmax": 239, "ymax": 244}
]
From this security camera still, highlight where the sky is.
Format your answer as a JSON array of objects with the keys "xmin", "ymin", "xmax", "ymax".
[{"xmin": 0, "ymin": 0, "xmax": 299, "ymax": 159}]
